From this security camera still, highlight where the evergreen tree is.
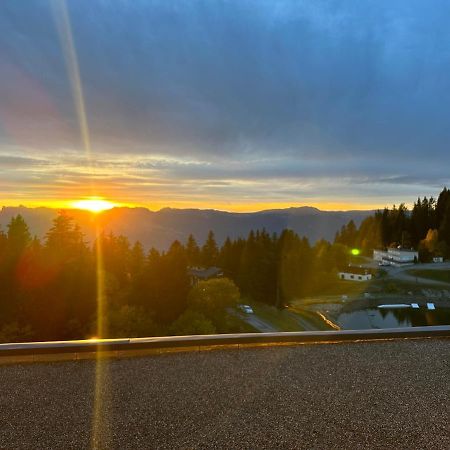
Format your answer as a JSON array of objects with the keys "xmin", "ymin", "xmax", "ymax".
[
  {"xmin": 35, "ymin": 212, "xmax": 95, "ymax": 340},
  {"xmin": 45, "ymin": 212, "xmax": 86, "ymax": 259},
  {"xmin": 436, "ymin": 187, "xmax": 450, "ymax": 226},
  {"xmin": 6, "ymin": 214, "xmax": 31, "ymax": 257},
  {"xmin": 438, "ymin": 202, "xmax": 450, "ymax": 249},
  {"xmin": 335, "ymin": 220, "xmax": 358, "ymax": 247},
  {"xmin": 201, "ymin": 230, "xmax": 219, "ymax": 266},
  {"xmin": 99, "ymin": 232, "xmax": 131, "ymax": 288},
  {"xmin": 136, "ymin": 242, "xmax": 189, "ymax": 323},
  {"xmin": 0, "ymin": 216, "xmax": 32, "ymax": 324},
  {"xmin": 130, "ymin": 241, "xmax": 145, "ymax": 277},
  {"xmin": 0, "ymin": 228, "xmax": 7, "ymax": 254},
  {"xmin": 277, "ymin": 230, "xmax": 313, "ymax": 303},
  {"xmin": 219, "ymin": 237, "xmax": 245, "ymax": 280},
  {"xmin": 186, "ymin": 234, "xmax": 201, "ymax": 266}
]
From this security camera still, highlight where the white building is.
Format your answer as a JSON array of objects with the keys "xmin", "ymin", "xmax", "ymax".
[
  {"xmin": 338, "ymin": 269, "xmax": 372, "ymax": 282},
  {"xmin": 373, "ymin": 247, "xmax": 418, "ymax": 266}
]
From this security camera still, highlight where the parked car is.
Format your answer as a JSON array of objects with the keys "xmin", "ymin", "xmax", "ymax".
[{"xmin": 238, "ymin": 304, "xmax": 254, "ymax": 314}]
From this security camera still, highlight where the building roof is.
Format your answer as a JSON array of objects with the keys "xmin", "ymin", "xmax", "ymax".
[
  {"xmin": 374, "ymin": 248, "xmax": 418, "ymax": 253},
  {"xmin": 1, "ymin": 338, "xmax": 448, "ymax": 449},
  {"xmin": 339, "ymin": 266, "xmax": 372, "ymax": 275},
  {"xmin": 388, "ymin": 247, "xmax": 418, "ymax": 253},
  {"xmin": 188, "ymin": 266, "xmax": 222, "ymax": 279}
]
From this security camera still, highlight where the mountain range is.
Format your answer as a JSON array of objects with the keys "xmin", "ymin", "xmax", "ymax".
[{"xmin": 0, "ymin": 206, "xmax": 374, "ymax": 250}]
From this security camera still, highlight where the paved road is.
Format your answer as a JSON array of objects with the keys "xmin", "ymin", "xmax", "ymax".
[
  {"xmin": 238, "ymin": 312, "xmax": 278, "ymax": 332},
  {"xmin": 387, "ymin": 262, "xmax": 450, "ymax": 287},
  {"xmin": 237, "ymin": 310, "xmax": 318, "ymax": 332},
  {"xmin": 0, "ymin": 338, "xmax": 449, "ymax": 449}
]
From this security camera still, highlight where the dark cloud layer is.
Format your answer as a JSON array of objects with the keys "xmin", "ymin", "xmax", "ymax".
[{"xmin": 1, "ymin": 0, "xmax": 450, "ymax": 207}]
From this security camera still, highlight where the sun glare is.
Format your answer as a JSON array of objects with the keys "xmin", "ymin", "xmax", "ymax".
[{"xmin": 72, "ymin": 198, "xmax": 116, "ymax": 213}]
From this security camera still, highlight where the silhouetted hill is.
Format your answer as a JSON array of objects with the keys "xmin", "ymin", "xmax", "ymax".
[{"xmin": 0, "ymin": 206, "xmax": 373, "ymax": 250}]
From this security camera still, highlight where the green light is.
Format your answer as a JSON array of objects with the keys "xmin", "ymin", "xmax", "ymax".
[{"xmin": 351, "ymin": 248, "xmax": 361, "ymax": 256}]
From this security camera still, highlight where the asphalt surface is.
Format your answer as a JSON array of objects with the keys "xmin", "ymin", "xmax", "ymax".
[
  {"xmin": 241, "ymin": 314, "xmax": 278, "ymax": 332},
  {"xmin": 228, "ymin": 308, "xmax": 278, "ymax": 332},
  {"xmin": 387, "ymin": 262, "xmax": 450, "ymax": 287},
  {"xmin": 0, "ymin": 339, "xmax": 449, "ymax": 449}
]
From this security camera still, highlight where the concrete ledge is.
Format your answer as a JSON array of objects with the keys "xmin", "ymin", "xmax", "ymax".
[{"xmin": 0, "ymin": 326, "xmax": 449, "ymax": 362}]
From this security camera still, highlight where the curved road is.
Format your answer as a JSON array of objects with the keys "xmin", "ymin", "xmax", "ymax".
[
  {"xmin": 386, "ymin": 262, "xmax": 450, "ymax": 287},
  {"xmin": 241, "ymin": 314, "xmax": 278, "ymax": 332}
]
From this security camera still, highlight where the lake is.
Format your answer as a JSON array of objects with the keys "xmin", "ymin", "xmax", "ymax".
[{"xmin": 337, "ymin": 306, "xmax": 450, "ymax": 329}]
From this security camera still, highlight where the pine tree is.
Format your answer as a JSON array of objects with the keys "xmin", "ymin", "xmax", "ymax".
[
  {"xmin": 6, "ymin": 215, "xmax": 31, "ymax": 257},
  {"xmin": 439, "ymin": 202, "xmax": 450, "ymax": 249},
  {"xmin": 436, "ymin": 187, "xmax": 450, "ymax": 227},
  {"xmin": 186, "ymin": 234, "xmax": 200, "ymax": 266},
  {"xmin": 130, "ymin": 241, "xmax": 145, "ymax": 276},
  {"xmin": 201, "ymin": 230, "xmax": 219, "ymax": 266},
  {"xmin": 0, "ymin": 228, "xmax": 7, "ymax": 258},
  {"xmin": 45, "ymin": 212, "xmax": 86, "ymax": 260}
]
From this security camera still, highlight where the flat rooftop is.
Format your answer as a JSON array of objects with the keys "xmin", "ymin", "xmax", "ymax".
[{"xmin": 0, "ymin": 338, "xmax": 449, "ymax": 449}]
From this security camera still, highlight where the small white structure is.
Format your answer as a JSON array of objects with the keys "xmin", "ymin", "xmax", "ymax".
[
  {"xmin": 373, "ymin": 247, "xmax": 418, "ymax": 266},
  {"xmin": 378, "ymin": 304, "xmax": 410, "ymax": 309},
  {"xmin": 338, "ymin": 269, "xmax": 372, "ymax": 282},
  {"xmin": 433, "ymin": 256, "xmax": 444, "ymax": 263}
]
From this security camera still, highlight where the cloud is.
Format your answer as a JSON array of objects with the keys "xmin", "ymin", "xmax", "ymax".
[
  {"xmin": 0, "ymin": 154, "xmax": 50, "ymax": 168},
  {"xmin": 1, "ymin": 0, "xmax": 450, "ymax": 208}
]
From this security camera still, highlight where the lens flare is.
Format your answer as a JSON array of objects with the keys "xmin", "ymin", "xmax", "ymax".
[{"xmin": 51, "ymin": 1, "xmax": 109, "ymax": 448}]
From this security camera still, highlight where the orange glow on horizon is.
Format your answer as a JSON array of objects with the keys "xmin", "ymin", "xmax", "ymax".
[
  {"xmin": 71, "ymin": 198, "xmax": 116, "ymax": 213},
  {"xmin": 0, "ymin": 198, "xmax": 396, "ymax": 213}
]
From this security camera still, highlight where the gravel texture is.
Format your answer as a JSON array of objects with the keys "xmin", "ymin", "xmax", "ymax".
[{"xmin": 0, "ymin": 339, "xmax": 449, "ymax": 449}]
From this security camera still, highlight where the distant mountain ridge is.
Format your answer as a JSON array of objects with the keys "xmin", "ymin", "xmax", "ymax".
[{"xmin": 0, "ymin": 205, "xmax": 374, "ymax": 250}]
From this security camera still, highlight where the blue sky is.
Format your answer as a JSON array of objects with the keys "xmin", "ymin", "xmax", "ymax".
[{"xmin": 1, "ymin": 0, "xmax": 450, "ymax": 210}]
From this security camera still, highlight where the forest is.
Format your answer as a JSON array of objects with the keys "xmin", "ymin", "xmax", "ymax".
[
  {"xmin": 1, "ymin": 187, "xmax": 450, "ymax": 343},
  {"xmin": 0, "ymin": 213, "xmax": 350, "ymax": 342},
  {"xmin": 335, "ymin": 187, "xmax": 450, "ymax": 261}
]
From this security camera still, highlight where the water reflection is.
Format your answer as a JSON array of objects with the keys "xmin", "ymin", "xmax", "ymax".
[{"xmin": 338, "ymin": 307, "xmax": 450, "ymax": 330}]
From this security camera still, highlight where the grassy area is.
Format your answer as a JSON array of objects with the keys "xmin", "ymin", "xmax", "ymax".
[
  {"xmin": 349, "ymin": 255, "xmax": 372, "ymax": 265},
  {"xmin": 407, "ymin": 269, "xmax": 450, "ymax": 284},
  {"xmin": 246, "ymin": 301, "xmax": 334, "ymax": 331},
  {"xmin": 312, "ymin": 280, "xmax": 372, "ymax": 296},
  {"xmin": 224, "ymin": 312, "xmax": 259, "ymax": 333},
  {"xmin": 249, "ymin": 302, "xmax": 304, "ymax": 331},
  {"xmin": 288, "ymin": 305, "xmax": 335, "ymax": 330}
]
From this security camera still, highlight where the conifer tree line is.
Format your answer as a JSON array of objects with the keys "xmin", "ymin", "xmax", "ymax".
[
  {"xmin": 0, "ymin": 213, "xmax": 351, "ymax": 342},
  {"xmin": 2, "ymin": 187, "xmax": 448, "ymax": 342},
  {"xmin": 335, "ymin": 187, "xmax": 450, "ymax": 260}
]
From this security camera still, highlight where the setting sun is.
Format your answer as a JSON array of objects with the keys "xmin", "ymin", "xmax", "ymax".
[{"xmin": 71, "ymin": 198, "xmax": 116, "ymax": 213}]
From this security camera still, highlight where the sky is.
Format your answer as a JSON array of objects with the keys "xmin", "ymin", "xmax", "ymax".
[{"xmin": 1, "ymin": 0, "xmax": 450, "ymax": 212}]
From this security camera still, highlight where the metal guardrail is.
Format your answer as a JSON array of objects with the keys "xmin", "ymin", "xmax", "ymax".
[{"xmin": 0, "ymin": 326, "xmax": 449, "ymax": 358}]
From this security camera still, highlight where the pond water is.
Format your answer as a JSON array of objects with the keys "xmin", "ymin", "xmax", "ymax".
[{"xmin": 337, "ymin": 307, "xmax": 450, "ymax": 330}]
